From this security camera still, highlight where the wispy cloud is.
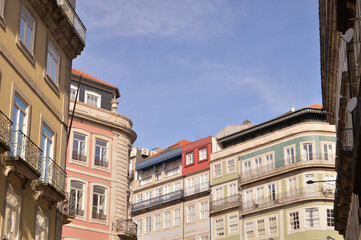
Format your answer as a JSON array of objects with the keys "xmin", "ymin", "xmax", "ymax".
[{"xmin": 78, "ymin": 0, "xmax": 241, "ymax": 41}]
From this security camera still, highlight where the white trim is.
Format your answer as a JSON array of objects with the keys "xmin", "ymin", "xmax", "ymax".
[{"xmin": 84, "ymin": 90, "xmax": 101, "ymax": 108}]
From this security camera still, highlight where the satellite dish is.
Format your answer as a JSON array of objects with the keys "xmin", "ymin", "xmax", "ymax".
[
  {"xmin": 343, "ymin": 28, "xmax": 354, "ymax": 43},
  {"xmin": 346, "ymin": 97, "xmax": 358, "ymax": 113}
]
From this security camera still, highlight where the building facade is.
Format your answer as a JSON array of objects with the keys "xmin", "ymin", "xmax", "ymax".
[
  {"xmin": 130, "ymin": 137, "xmax": 216, "ymax": 240},
  {"xmin": 62, "ymin": 69, "xmax": 137, "ymax": 240},
  {"xmin": 210, "ymin": 106, "xmax": 342, "ymax": 240},
  {"xmin": 0, "ymin": 0, "xmax": 85, "ymax": 239},
  {"xmin": 319, "ymin": 0, "xmax": 361, "ymax": 239}
]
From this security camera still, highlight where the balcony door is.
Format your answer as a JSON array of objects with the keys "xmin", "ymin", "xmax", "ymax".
[
  {"xmin": 40, "ymin": 125, "xmax": 54, "ymax": 183},
  {"xmin": 12, "ymin": 95, "xmax": 28, "ymax": 156}
]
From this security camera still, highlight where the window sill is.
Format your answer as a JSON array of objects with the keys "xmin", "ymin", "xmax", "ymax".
[
  {"xmin": 70, "ymin": 159, "xmax": 89, "ymax": 167},
  {"xmin": 17, "ymin": 40, "xmax": 35, "ymax": 66},
  {"xmin": 198, "ymin": 158, "xmax": 208, "ymax": 163},
  {"xmin": 44, "ymin": 74, "xmax": 60, "ymax": 96},
  {"xmin": 185, "ymin": 162, "xmax": 195, "ymax": 168},
  {"xmin": 92, "ymin": 164, "xmax": 110, "ymax": 173}
]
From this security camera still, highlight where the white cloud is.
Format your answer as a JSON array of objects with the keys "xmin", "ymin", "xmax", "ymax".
[{"xmin": 77, "ymin": 0, "xmax": 240, "ymax": 41}]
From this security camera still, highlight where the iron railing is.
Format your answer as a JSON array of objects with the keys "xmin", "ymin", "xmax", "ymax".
[
  {"xmin": 240, "ymin": 153, "xmax": 335, "ymax": 182},
  {"xmin": 210, "ymin": 194, "xmax": 241, "ymax": 212},
  {"xmin": 241, "ymin": 187, "xmax": 334, "ymax": 213},
  {"xmin": 38, "ymin": 157, "xmax": 66, "ymax": 195},
  {"xmin": 0, "ymin": 110, "xmax": 12, "ymax": 151},
  {"xmin": 184, "ymin": 183, "xmax": 210, "ymax": 196},
  {"xmin": 63, "ymin": 192, "xmax": 75, "ymax": 217},
  {"xmin": 57, "ymin": 0, "xmax": 86, "ymax": 43},
  {"xmin": 7, "ymin": 130, "xmax": 41, "ymax": 171},
  {"xmin": 340, "ymin": 128, "xmax": 353, "ymax": 152},
  {"xmin": 72, "ymin": 151, "xmax": 87, "ymax": 162},
  {"xmin": 131, "ymin": 190, "xmax": 183, "ymax": 212},
  {"xmin": 113, "ymin": 218, "xmax": 137, "ymax": 237}
]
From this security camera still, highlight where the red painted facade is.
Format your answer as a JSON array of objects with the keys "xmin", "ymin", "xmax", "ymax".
[{"xmin": 182, "ymin": 136, "xmax": 213, "ymax": 175}]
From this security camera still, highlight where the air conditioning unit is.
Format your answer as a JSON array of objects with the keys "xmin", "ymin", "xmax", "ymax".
[
  {"xmin": 141, "ymin": 148, "xmax": 150, "ymax": 156},
  {"xmin": 130, "ymin": 148, "xmax": 137, "ymax": 157}
]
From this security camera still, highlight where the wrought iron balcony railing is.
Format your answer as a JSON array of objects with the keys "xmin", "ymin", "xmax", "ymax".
[
  {"xmin": 131, "ymin": 190, "xmax": 183, "ymax": 213},
  {"xmin": 0, "ymin": 110, "xmax": 12, "ymax": 153},
  {"xmin": 184, "ymin": 183, "xmax": 210, "ymax": 197},
  {"xmin": 6, "ymin": 130, "xmax": 42, "ymax": 173},
  {"xmin": 113, "ymin": 218, "xmax": 137, "ymax": 237},
  {"xmin": 241, "ymin": 186, "xmax": 334, "ymax": 214},
  {"xmin": 210, "ymin": 194, "xmax": 241, "ymax": 212},
  {"xmin": 340, "ymin": 128, "xmax": 353, "ymax": 152},
  {"xmin": 57, "ymin": 0, "xmax": 86, "ymax": 43},
  {"xmin": 240, "ymin": 153, "xmax": 335, "ymax": 183},
  {"xmin": 72, "ymin": 151, "xmax": 87, "ymax": 162},
  {"xmin": 38, "ymin": 156, "xmax": 66, "ymax": 196},
  {"xmin": 63, "ymin": 192, "xmax": 76, "ymax": 217}
]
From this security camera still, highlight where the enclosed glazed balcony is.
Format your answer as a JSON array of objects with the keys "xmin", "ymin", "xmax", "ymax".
[
  {"xmin": 114, "ymin": 218, "xmax": 137, "ymax": 240},
  {"xmin": 184, "ymin": 183, "xmax": 210, "ymax": 198},
  {"xmin": 241, "ymin": 187, "xmax": 334, "ymax": 215},
  {"xmin": 240, "ymin": 153, "xmax": 335, "ymax": 184},
  {"xmin": 210, "ymin": 194, "xmax": 241, "ymax": 213},
  {"xmin": 35, "ymin": 157, "xmax": 66, "ymax": 202},
  {"xmin": 56, "ymin": 0, "xmax": 86, "ymax": 43},
  {"xmin": 4, "ymin": 130, "xmax": 41, "ymax": 181},
  {"xmin": 62, "ymin": 192, "xmax": 76, "ymax": 224},
  {"xmin": 0, "ymin": 110, "xmax": 12, "ymax": 154},
  {"xmin": 131, "ymin": 190, "xmax": 183, "ymax": 214}
]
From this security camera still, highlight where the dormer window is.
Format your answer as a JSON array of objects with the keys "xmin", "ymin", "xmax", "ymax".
[{"xmin": 85, "ymin": 90, "xmax": 101, "ymax": 108}]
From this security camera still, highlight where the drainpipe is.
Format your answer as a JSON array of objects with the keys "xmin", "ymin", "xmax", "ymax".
[{"xmin": 183, "ymin": 176, "xmax": 185, "ymax": 240}]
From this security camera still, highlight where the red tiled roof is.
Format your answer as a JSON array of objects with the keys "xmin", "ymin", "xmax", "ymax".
[
  {"xmin": 72, "ymin": 69, "xmax": 117, "ymax": 89},
  {"xmin": 309, "ymin": 104, "xmax": 323, "ymax": 109},
  {"xmin": 146, "ymin": 140, "xmax": 191, "ymax": 160}
]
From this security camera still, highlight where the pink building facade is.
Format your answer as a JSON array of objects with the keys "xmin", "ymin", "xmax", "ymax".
[{"xmin": 62, "ymin": 70, "xmax": 137, "ymax": 240}]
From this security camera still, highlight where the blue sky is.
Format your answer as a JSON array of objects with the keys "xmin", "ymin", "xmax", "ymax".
[{"xmin": 73, "ymin": 0, "xmax": 321, "ymax": 150}]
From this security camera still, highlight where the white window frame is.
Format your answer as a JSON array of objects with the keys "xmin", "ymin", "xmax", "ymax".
[
  {"xmin": 94, "ymin": 138, "xmax": 109, "ymax": 169},
  {"xmin": 245, "ymin": 221, "xmax": 254, "ymax": 240},
  {"xmin": 186, "ymin": 151, "xmax": 194, "ymax": 165},
  {"xmin": 304, "ymin": 208, "xmax": 320, "ymax": 228},
  {"xmin": 35, "ymin": 207, "xmax": 49, "ymax": 240},
  {"xmin": 72, "ymin": 132, "xmax": 87, "ymax": 163},
  {"xmin": 199, "ymin": 147, "xmax": 207, "ymax": 161},
  {"xmin": 287, "ymin": 176, "xmax": 297, "ymax": 197},
  {"xmin": 321, "ymin": 141, "xmax": 335, "ymax": 161},
  {"xmin": 70, "ymin": 85, "xmax": 78, "ymax": 100},
  {"xmin": 228, "ymin": 182, "xmax": 237, "ymax": 197},
  {"xmin": 199, "ymin": 201, "xmax": 209, "ymax": 220},
  {"xmin": 213, "ymin": 162, "xmax": 222, "ymax": 178},
  {"xmin": 85, "ymin": 90, "xmax": 101, "ymax": 108},
  {"xmin": 265, "ymin": 152, "xmax": 274, "ymax": 170},
  {"xmin": 284, "ymin": 145, "xmax": 296, "ymax": 165},
  {"xmin": 145, "ymin": 216, "xmax": 151, "ymax": 234},
  {"xmin": 227, "ymin": 159, "xmax": 235, "ymax": 174},
  {"xmin": 91, "ymin": 184, "xmax": 107, "ymax": 222},
  {"xmin": 327, "ymin": 209, "xmax": 334, "ymax": 227},
  {"xmin": 2, "ymin": 184, "xmax": 22, "ymax": 240},
  {"xmin": 164, "ymin": 211, "xmax": 171, "ymax": 229},
  {"xmin": 136, "ymin": 193, "xmax": 143, "ymax": 203},
  {"xmin": 215, "ymin": 218, "xmax": 225, "ymax": 238},
  {"xmin": 45, "ymin": 37, "xmax": 60, "ymax": 86},
  {"xmin": 136, "ymin": 219, "xmax": 142, "ymax": 235},
  {"xmin": 289, "ymin": 211, "xmax": 300, "ymax": 231},
  {"xmin": 256, "ymin": 219, "xmax": 265, "ymax": 238},
  {"xmin": 154, "ymin": 214, "xmax": 161, "ymax": 231},
  {"xmin": 18, "ymin": 5, "xmax": 36, "ymax": 56},
  {"xmin": 186, "ymin": 205, "xmax": 195, "ymax": 223},
  {"xmin": 268, "ymin": 215, "xmax": 278, "ymax": 236},
  {"xmin": 301, "ymin": 142, "xmax": 315, "ymax": 161},
  {"xmin": 70, "ymin": 180, "xmax": 85, "ymax": 217},
  {"xmin": 173, "ymin": 208, "xmax": 181, "ymax": 226},
  {"xmin": 228, "ymin": 214, "xmax": 238, "ymax": 235}
]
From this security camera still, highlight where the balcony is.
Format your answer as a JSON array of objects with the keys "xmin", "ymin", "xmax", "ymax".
[
  {"xmin": 210, "ymin": 194, "xmax": 241, "ymax": 213},
  {"xmin": 3, "ymin": 130, "xmax": 41, "ymax": 181},
  {"xmin": 241, "ymin": 187, "xmax": 334, "ymax": 215},
  {"xmin": 72, "ymin": 151, "xmax": 87, "ymax": 162},
  {"xmin": 114, "ymin": 218, "xmax": 137, "ymax": 240},
  {"xmin": 56, "ymin": 0, "xmax": 86, "ymax": 43},
  {"xmin": 184, "ymin": 183, "xmax": 210, "ymax": 197},
  {"xmin": 35, "ymin": 157, "xmax": 66, "ymax": 202},
  {"xmin": 0, "ymin": 110, "xmax": 12, "ymax": 154},
  {"xmin": 131, "ymin": 190, "xmax": 183, "ymax": 213},
  {"xmin": 62, "ymin": 192, "xmax": 75, "ymax": 224},
  {"xmin": 240, "ymin": 153, "xmax": 335, "ymax": 184}
]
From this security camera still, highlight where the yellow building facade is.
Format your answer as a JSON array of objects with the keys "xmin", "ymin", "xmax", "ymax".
[{"xmin": 0, "ymin": 0, "xmax": 85, "ymax": 239}]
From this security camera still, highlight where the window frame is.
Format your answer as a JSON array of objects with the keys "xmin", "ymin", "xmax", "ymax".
[
  {"xmin": 154, "ymin": 214, "xmax": 161, "ymax": 231},
  {"xmin": 288, "ymin": 211, "xmax": 300, "ymax": 232},
  {"xmin": 70, "ymin": 85, "xmax": 79, "ymax": 101},
  {"xmin": 44, "ymin": 36, "xmax": 60, "ymax": 90},
  {"xmin": 300, "ymin": 141, "xmax": 315, "ymax": 161},
  {"xmin": 145, "ymin": 216, "xmax": 151, "ymax": 234},
  {"xmin": 321, "ymin": 141, "xmax": 335, "ymax": 161},
  {"xmin": 68, "ymin": 177, "xmax": 87, "ymax": 220},
  {"xmin": 173, "ymin": 208, "xmax": 181, "ymax": 226},
  {"xmin": 69, "ymin": 129, "xmax": 90, "ymax": 166},
  {"xmin": 198, "ymin": 146, "xmax": 208, "ymax": 162},
  {"xmin": 199, "ymin": 201, "xmax": 209, "ymax": 220},
  {"xmin": 326, "ymin": 208, "xmax": 334, "ymax": 227},
  {"xmin": 70, "ymin": 180, "xmax": 86, "ymax": 218},
  {"xmin": 90, "ymin": 183, "xmax": 108, "ymax": 223},
  {"xmin": 2, "ymin": 183, "xmax": 22, "ymax": 240},
  {"xmin": 17, "ymin": 4, "xmax": 36, "ymax": 63},
  {"xmin": 213, "ymin": 162, "xmax": 222, "ymax": 178},
  {"xmin": 284, "ymin": 144, "xmax": 296, "ymax": 166},
  {"xmin": 227, "ymin": 214, "xmax": 239, "ymax": 235},
  {"xmin": 92, "ymin": 135, "xmax": 111, "ymax": 172},
  {"xmin": 245, "ymin": 221, "xmax": 254, "ymax": 240},
  {"xmin": 185, "ymin": 151, "xmax": 194, "ymax": 166},
  {"xmin": 304, "ymin": 208, "xmax": 320, "ymax": 228},
  {"xmin": 84, "ymin": 90, "xmax": 101, "ymax": 108},
  {"xmin": 34, "ymin": 207, "xmax": 50, "ymax": 240},
  {"xmin": 136, "ymin": 219, "xmax": 142, "ymax": 236},
  {"xmin": 163, "ymin": 211, "xmax": 171, "ymax": 229},
  {"xmin": 215, "ymin": 217, "xmax": 225, "ymax": 238},
  {"xmin": 226, "ymin": 158, "xmax": 236, "ymax": 174},
  {"xmin": 186, "ymin": 204, "xmax": 195, "ymax": 224}
]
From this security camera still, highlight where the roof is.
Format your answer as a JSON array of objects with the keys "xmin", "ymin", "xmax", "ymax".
[
  {"xmin": 309, "ymin": 104, "xmax": 323, "ymax": 109},
  {"xmin": 144, "ymin": 140, "xmax": 191, "ymax": 160},
  {"xmin": 215, "ymin": 120, "xmax": 257, "ymax": 139},
  {"xmin": 72, "ymin": 69, "xmax": 118, "ymax": 89}
]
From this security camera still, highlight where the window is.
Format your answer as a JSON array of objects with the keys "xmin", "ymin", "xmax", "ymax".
[
  {"xmin": 85, "ymin": 91, "xmax": 101, "ymax": 107},
  {"xmin": 39, "ymin": 125, "xmax": 54, "ymax": 183},
  {"xmin": 323, "ymin": 143, "xmax": 334, "ymax": 160},
  {"xmin": 305, "ymin": 208, "xmax": 320, "ymax": 228},
  {"xmin": 173, "ymin": 182, "xmax": 181, "ymax": 191},
  {"xmin": 94, "ymin": 139, "xmax": 108, "ymax": 168},
  {"xmin": 228, "ymin": 183, "xmax": 237, "ymax": 196},
  {"xmin": 245, "ymin": 221, "xmax": 254, "ymax": 240},
  {"xmin": 228, "ymin": 214, "xmax": 238, "ymax": 235},
  {"xmin": 214, "ymin": 187, "xmax": 223, "ymax": 201},
  {"xmin": 256, "ymin": 186, "xmax": 264, "ymax": 203},
  {"xmin": 199, "ymin": 236, "xmax": 208, "ymax": 240},
  {"xmin": 199, "ymin": 147, "xmax": 207, "ymax": 161},
  {"xmin": 289, "ymin": 211, "xmax": 300, "ymax": 230},
  {"xmin": 214, "ymin": 163, "xmax": 222, "ymax": 177},
  {"xmin": 154, "ymin": 188, "xmax": 161, "ymax": 198},
  {"xmin": 268, "ymin": 183, "xmax": 276, "ymax": 201},
  {"xmin": 254, "ymin": 157, "xmax": 262, "ymax": 173},
  {"xmin": 244, "ymin": 189, "xmax": 253, "ymax": 208},
  {"xmin": 136, "ymin": 219, "xmax": 142, "ymax": 235},
  {"xmin": 173, "ymin": 208, "xmax": 181, "ymax": 226},
  {"xmin": 200, "ymin": 173, "xmax": 209, "ymax": 191},
  {"xmin": 2, "ymin": 185, "xmax": 21, "ymax": 240},
  {"xmin": 227, "ymin": 159, "xmax": 235, "ymax": 173},
  {"xmin": 243, "ymin": 160, "xmax": 251, "ymax": 178},
  {"xmin": 12, "ymin": 95, "xmax": 28, "ymax": 133},
  {"xmin": 305, "ymin": 174, "xmax": 316, "ymax": 193},
  {"xmin": 70, "ymin": 85, "xmax": 78, "ymax": 100},
  {"xmin": 35, "ymin": 209, "xmax": 49, "ymax": 240},
  {"xmin": 136, "ymin": 193, "xmax": 142, "ymax": 203},
  {"xmin": 302, "ymin": 143, "xmax": 313, "ymax": 161},
  {"xmin": 165, "ymin": 167, "xmax": 179, "ymax": 177},
  {"xmin": 19, "ymin": 7, "xmax": 35, "ymax": 53},
  {"xmin": 46, "ymin": 39, "xmax": 59, "ymax": 84},
  {"xmin": 163, "ymin": 184, "xmax": 171, "ymax": 197},
  {"xmin": 145, "ymin": 216, "xmax": 151, "ymax": 233},
  {"xmin": 186, "ymin": 152, "xmax": 194, "ymax": 165},
  {"xmin": 144, "ymin": 191, "xmax": 152, "ymax": 201},
  {"xmin": 186, "ymin": 177, "xmax": 195, "ymax": 195},
  {"xmin": 155, "ymin": 173, "xmax": 161, "ymax": 181},
  {"xmin": 187, "ymin": 205, "xmax": 195, "ymax": 223},
  {"xmin": 288, "ymin": 177, "xmax": 297, "ymax": 197},
  {"xmin": 164, "ymin": 211, "xmax": 171, "ymax": 229},
  {"xmin": 265, "ymin": 153, "xmax": 274, "ymax": 169},
  {"xmin": 199, "ymin": 202, "xmax": 208, "ymax": 220},
  {"xmin": 70, "ymin": 180, "xmax": 84, "ymax": 216},
  {"xmin": 285, "ymin": 146, "xmax": 295, "ymax": 165},
  {"xmin": 154, "ymin": 214, "xmax": 161, "ymax": 231},
  {"xmin": 323, "ymin": 173, "xmax": 336, "ymax": 191},
  {"xmin": 269, "ymin": 216, "xmax": 277, "ymax": 235},
  {"xmin": 257, "ymin": 219, "xmax": 265, "ymax": 238},
  {"xmin": 92, "ymin": 186, "xmax": 106, "ymax": 221},
  {"xmin": 72, "ymin": 133, "xmax": 86, "ymax": 162},
  {"xmin": 215, "ymin": 218, "xmax": 225, "ymax": 237},
  {"xmin": 327, "ymin": 209, "xmax": 334, "ymax": 226}
]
